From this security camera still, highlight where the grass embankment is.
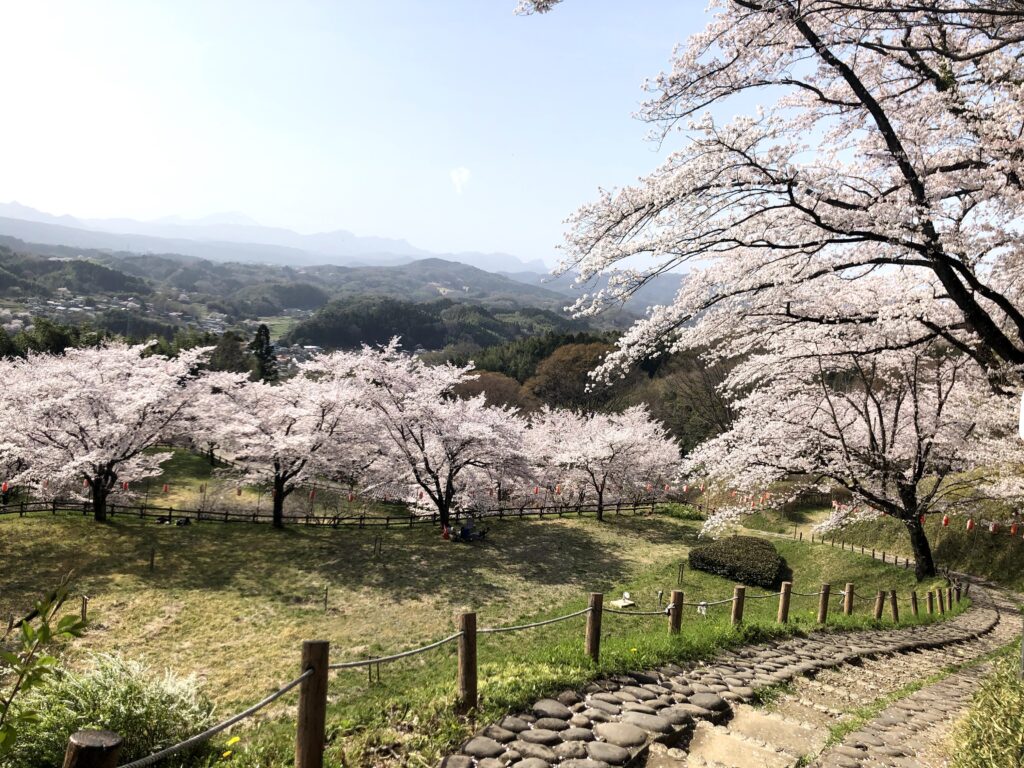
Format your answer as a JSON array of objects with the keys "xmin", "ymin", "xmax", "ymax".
[
  {"xmin": 745, "ymin": 504, "xmax": 830, "ymax": 537},
  {"xmin": 834, "ymin": 516, "xmax": 1024, "ymax": 593},
  {"xmin": 0, "ymin": 509, "xmax": 960, "ymax": 767},
  {"xmin": 949, "ymin": 641, "xmax": 1024, "ymax": 768},
  {"xmin": 742, "ymin": 503, "xmax": 1024, "ymax": 592}
]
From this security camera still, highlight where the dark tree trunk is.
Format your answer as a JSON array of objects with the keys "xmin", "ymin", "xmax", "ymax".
[
  {"xmin": 904, "ymin": 516, "xmax": 936, "ymax": 580},
  {"xmin": 272, "ymin": 476, "xmax": 286, "ymax": 529},
  {"xmin": 438, "ymin": 475, "xmax": 456, "ymax": 530},
  {"xmin": 92, "ymin": 482, "xmax": 108, "ymax": 522},
  {"xmin": 595, "ymin": 489, "xmax": 604, "ymax": 522}
]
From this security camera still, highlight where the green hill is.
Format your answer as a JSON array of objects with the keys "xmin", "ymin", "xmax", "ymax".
[
  {"xmin": 0, "ymin": 245, "xmax": 151, "ymax": 298},
  {"xmin": 284, "ymin": 296, "xmax": 586, "ymax": 350}
]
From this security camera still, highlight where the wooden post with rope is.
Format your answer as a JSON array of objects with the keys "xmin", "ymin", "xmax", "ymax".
[
  {"xmin": 296, "ymin": 640, "xmax": 330, "ymax": 768},
  {"xmin": 731, "ymin": 585, "xmax": 745, "ymax": 625},
  {"xmin": 585, "ymin": 593, "xmax": 602, "ymax": 664},
  {"xmin": 669, "ymin": 590, "xmax": 684, "ymax": 634},
  {"xmin": 456, "ymin": 612, "xmax": 477, "ymax": 714},
  {"xmin": 777, "ymin": 582, "xmax": 792, "ymax": 623}
]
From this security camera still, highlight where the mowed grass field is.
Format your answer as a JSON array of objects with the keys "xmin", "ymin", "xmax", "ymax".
[{"xmin": 0, "ymin": 504, "xmax": 961, "ymax": 767}]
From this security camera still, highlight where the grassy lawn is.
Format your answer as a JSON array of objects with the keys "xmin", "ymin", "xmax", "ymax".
[
  {"xmin": 745, "ymin": 505, "xmax": 831, "ymax": 537},
  {"xmin": 0, "ymin": 509, "xmax": 961, "ymax": 767}
]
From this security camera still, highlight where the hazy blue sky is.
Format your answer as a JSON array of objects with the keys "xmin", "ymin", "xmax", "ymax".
[{"xmin": 0, "ymin": 2, "xmax": 708, "ymax": 263}]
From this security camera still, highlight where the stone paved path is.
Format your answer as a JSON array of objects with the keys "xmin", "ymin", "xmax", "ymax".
[
  {"xmin": 675, "ymin": 587, "xmax": 1016, "ymax": 768},
  {"xmin": 439, "ymin": 585, "xmax": 1008, "ymax": 768}
]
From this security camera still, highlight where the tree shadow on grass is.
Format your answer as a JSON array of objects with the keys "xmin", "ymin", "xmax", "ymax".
[
  {"xmin": 0, "ymin": 514, "xmax": 704, "ymax": 616},
  {"xmin": 0, "ymin": 512, "xmax": 708, "ymax": 621}
]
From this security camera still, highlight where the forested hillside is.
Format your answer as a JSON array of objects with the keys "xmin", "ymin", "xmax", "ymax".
[{"xmin": 284, "ymin": 297, "xmax": 588, "ymax": 350}]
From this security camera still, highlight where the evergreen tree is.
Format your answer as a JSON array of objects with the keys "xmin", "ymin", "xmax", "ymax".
[
  {"xmin": 209, "ymin": 330, "xmax": 250, "ymax": 373},
  {"xmin": 248, "ymin": 324, "xmax": 278, "ymax": 382},
  {"xmin": 0, "ymin": 327, "xmax": 16, "ymax": 359}
]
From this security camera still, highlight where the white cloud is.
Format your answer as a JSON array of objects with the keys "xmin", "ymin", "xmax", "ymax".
[{"xmin": 449, "ymin": 166, "xmax": 471, "ymax": 195}]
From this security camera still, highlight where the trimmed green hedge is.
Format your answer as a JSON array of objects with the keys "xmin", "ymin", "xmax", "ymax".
[{"xmin": 688, "ymin": 535, "xmax": 787, "ymax": 589}]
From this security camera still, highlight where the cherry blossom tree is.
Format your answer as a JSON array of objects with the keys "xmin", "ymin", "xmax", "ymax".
[
  {"xmin": 0, "ymin": 344, "xmax": 207, "ymax": 521},
  {"xmin": 191, "ymin": 361, "xmax": 374, "ymax": 529},
  {"xmin": 519, "ymin": 1, "xmax": 1024, "ymax": 384},
  {"xmin": 528, "ymin": 405, "xmax": 680, "ymax": 521},
  {"xmin": 318, "ymin": 342, "xmax": 531, "ymax": 528},
  {"xmin": 685, "ymin": 331, "xmax": 1024, "ymax": 578}
]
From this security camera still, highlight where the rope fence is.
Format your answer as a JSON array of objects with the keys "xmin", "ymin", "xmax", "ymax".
[
  {"xmin": 604, "ymin": 606, "xmax": 671, "ymax": 616},
  {"xmin": 328, "ymin": 632, "xmax": 464, "ymax": 670},
  {"xmin": 62, "ymin": 558, "xmax": 967, "ymax": 768},
  {"xmin": 682, "ymin": 597, "xmax": 734, "ymax": 607},
  {"xmin": 478, "ymin": 608, "xmax": 593, "ymax": 634}
]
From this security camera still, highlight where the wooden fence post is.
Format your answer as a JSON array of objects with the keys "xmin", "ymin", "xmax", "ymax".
[
  {"xmin": 731, "ymin": 585, "xmax": 745, "ymax": 625},
  {"xmin": 296, "ymin": 640, "xmax": 330, "ymax": 768},
  {"xmin": 947, "ymin": 587, "xmax": 954, "ymax": 610},
  {"xmin": 873, "ymin": 591, "xmax": 885, "ymax": 620},
  {"xmin": 910, "ymin": 591, "xmax": 919, "ymax": 618},
  {"xmin": 881, "ymin": 551, "xmax": 886, "ymax": 563},
  {"xmin": 955, "ymin": 585, "xmax": 962, "ymax": 603},
  {"xmin": 63, "ymin": 730, "xmax": 123, "ymax": 768},
  {"xmin": 817, "ymin": 584, "xmax": 830, "ymax": 624},
  {"xmin": 586, "ymin": 593, "xmax": 602, "ymax": 664},
  {"xmin": 889, "ymin": 590, "xmax": 899, "ymax": 623},
  {"xmin": 669, "ymin": 590, "xmax": 684, "ymax": 634},
  {"xmin": 938, "ymin": 589, "xmax": 946, "ymax": 614},
  {"xmin": 80, "ymin": 595, "xmax": 89, "ymax": 623},
  {"xmin": 927, "ymin": 590, "xmax": 935, "ymax": 614},
  {"xmin": 777, "ymin": 582, "xmax": 792, "ymax": 623},
  {"xmin": 844, "ymin": 582, "xmax": 854, "ymax": 616},
  {"xmin": 457, "ymin": 612, "xmax": 477, "ymax": 714}
]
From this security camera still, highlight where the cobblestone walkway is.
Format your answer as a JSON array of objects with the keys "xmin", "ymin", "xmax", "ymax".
[{"xmin": 439, "ymin": 586, "xmax": 1009, "ymax": 768}]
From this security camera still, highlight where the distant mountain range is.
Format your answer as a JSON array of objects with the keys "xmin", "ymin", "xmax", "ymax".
[
  {"xmin": 0, "ymin": 202, "xmax": 685, "ymax": 316},
  {"xmin": 0, "ymin": 202, "xmax": 548, "ymax": 273}
]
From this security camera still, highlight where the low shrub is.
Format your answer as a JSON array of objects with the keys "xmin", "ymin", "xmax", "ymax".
[
  {"xmin": 2, "ymin": 654, "xmax": 215, "ymax": 768},
  {"xmin": 688, "ymin": 535, "xmax": 787, "ymax": 589}
]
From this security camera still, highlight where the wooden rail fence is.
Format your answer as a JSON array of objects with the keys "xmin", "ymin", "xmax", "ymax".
[{"xmin": 0, "ymin": 497, "xmax": 661, "ymax": 528}]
